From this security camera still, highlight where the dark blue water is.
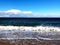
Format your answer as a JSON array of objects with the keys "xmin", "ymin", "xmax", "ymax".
[{"xmin": 0, "ymin": 18, "xmax": 60, "ymax": 26}]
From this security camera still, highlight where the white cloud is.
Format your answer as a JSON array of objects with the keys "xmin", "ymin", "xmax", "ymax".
[
  {"xmin": 22, "ymin": 11, "xmax": 32, "ymax": 14},
  {"xmin": 0, "ymin": 9, "xmax": 60, "ymax": 17},
  {"xmin": 5, "ymin": 9, "xmax": 21, "ymax": 14},
  {"xmin": 5, "ymin": 9, "xmax": 32, "ymax": 15},
  {"xmin": 0, "ymin": 9, "xmax": 33, "ymax": 17}
]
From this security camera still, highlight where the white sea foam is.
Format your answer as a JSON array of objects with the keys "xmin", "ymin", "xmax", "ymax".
[
  {"xmin": 0, "ymin": 26, "xmax": 60, "ymax": 40},
  {"xmin": 0, "ymin": 26, "xmax": 60, "ymax": 32}
]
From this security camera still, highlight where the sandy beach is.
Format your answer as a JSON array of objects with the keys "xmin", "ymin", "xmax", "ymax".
[{"xmin": 0, "ymin": 39, "xmax": 60, "ymax": 45}]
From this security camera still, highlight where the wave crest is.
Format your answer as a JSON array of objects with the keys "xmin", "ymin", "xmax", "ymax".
[{"xmin": 0, "ymin": 26, "xmax": 60, "ymax": 32}]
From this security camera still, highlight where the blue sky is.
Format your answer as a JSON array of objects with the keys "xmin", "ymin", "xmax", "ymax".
[{"xmin": 0, "ymin": 0, "xmax": 60, "ymax": 17}]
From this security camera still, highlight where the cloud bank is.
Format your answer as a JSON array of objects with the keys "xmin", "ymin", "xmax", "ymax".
[
  {"xmin": 0, "ymin": 9, "xmax": 33, "ymax": 17},
  {"xmin": 0, "ymin": 9, "xmax": 60, "ymax": 17}
]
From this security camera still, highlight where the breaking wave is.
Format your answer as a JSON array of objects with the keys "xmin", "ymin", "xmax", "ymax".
[
  {"xmin": 0, "ymin": 25, "xmax": 60, "ymax": 40},
  {"xmin": 0, "ymin": 25, "xmax": 60, "ymax": 31}
]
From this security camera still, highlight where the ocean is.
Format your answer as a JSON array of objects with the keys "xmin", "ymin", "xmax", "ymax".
[
  {"xmin": 0, "ymin": 18, "xmax": 60, "ymax": 26},
  {"xmin": 0, "ymin": 18, "xmax": 60, "ymax": 45}
]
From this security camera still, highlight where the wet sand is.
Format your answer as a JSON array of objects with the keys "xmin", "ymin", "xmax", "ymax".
[{"xmin": 0, "ymin": 39, "xmax": 60, "ymax": 45}]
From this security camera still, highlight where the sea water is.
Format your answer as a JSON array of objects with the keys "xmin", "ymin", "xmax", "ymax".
[{"xmin": 0, "ymin": 18, "xmax": 60, "ymax": 40}]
